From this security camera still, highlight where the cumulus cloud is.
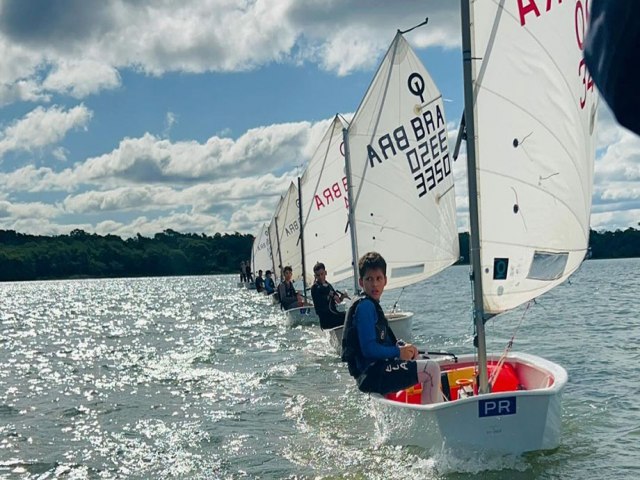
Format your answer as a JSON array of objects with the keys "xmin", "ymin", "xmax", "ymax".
[
  {"xmin": 590, "ymin": 127, "xmax": 640, "ymax": 230},
  {"xmin": 0, "ymin": 79, "xmax": 50, "ymax": 107},
  {"xmin": 0, "ymin": 0, "xmax": 460, "ymax": 104},
  {"xmin": 0, "ymin": 199, "xmax": 60, "ymax": 220},
  {"xmin": 0, "ymin": 104, "xmax": 93, "ymax": 157},
  {"xmin": 58, "ymin": 119, "xmax": 326, "ymax": 188},
  {"xmin": 42, "ymin": 60, "xmax": 121, "ymax": 98}
]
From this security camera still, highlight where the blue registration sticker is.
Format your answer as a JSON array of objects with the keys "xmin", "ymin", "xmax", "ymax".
[{"xmin": 479, "ymin": 396, "xmax": 517, "ymax": 417}]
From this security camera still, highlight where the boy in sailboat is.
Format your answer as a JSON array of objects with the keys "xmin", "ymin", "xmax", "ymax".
[
  {"xmin": 342, "ymin": 251, "xmax": 441, "ymax": 404},
  {"xmin": 255, "ymin": 270, "xmax": 265, "ymax": 293},
  {"xmin": 264, "ymin": 270, "xmax": 275, "ymax": 295},
  {"xmin": 277, "ymin": 266, "xmax": 303, "ymax": 310},
  {"xmin": 310, "ymin": 261, "xmax": 348, "ymax": 330}
]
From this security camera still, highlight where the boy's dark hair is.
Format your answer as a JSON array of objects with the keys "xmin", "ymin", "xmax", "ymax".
[
  {"xmin": 283, "ymin": 266, "xmax": 293, "ymax": 274},
  {"xmin": 265, "ymin": 270, "xmax": 271, "ymax": 275},
  {"xmin": 313, "ymin": 262, "xmax": 325, "ymax": 273},
  {"xmin": 258, "ymin": 270, "xmax": 263, "ymax": 274},
  {"xmin": 358, "ymin": 251, "xmax": 386, "ymax": 279}
]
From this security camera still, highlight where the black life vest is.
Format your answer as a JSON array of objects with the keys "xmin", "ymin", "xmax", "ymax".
[
  {"xmin": 341, "ymin": 295, "xmax": 397, "ymax": 378},
  {"xmin": 278, "ymin": 281, "xmax": 297, "ymax": 310}
]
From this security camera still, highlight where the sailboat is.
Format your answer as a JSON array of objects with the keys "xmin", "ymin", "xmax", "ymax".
[
  {"xmin": 271, "ymin": 181, "xmax": 318, "ymax": 326},
  {"xmin": 250, "ymin": 223, "xmax": 272, "ymax": 291},
  {"xmin": 368, "ymin": 2, "xmax": 598, "ymax": 454},
  {"xmin": 298, "ymin": 115, "xmax": 366, "ymax": 351},
  {"xmin": 337, "ymin": 28, "xmax": 459, "ymax": 351}
]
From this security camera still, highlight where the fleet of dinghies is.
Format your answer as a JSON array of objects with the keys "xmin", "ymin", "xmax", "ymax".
[{"xmin": 244, "ymin": 0, "xmax": 598, "ymax": 456}]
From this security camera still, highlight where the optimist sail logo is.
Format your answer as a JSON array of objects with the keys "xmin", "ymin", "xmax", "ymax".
[{"xmin": 408, "ymin": 72, "xmax": 426, "ymax": 103}]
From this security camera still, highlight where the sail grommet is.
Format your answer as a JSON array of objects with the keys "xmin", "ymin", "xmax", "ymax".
[{"xmin": 513, "ymin": 204, "xmax": 519, "ymax": 214}]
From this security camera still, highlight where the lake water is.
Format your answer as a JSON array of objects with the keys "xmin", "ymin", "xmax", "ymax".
[{"xmin": 1, "ymin": 258, "xmax": 639, "ymax": 479}]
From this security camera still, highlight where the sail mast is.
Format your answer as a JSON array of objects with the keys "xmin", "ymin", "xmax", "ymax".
[
  {"xmin": 343, "ymin": 127, "xmax": 360, "ymax": 294},
  {"xmin": 460, "ymin": 0, "xmax": 489, "ymax": 394},
  {"xmin": 274, "ymin": 216, "xmax": 284, "ymax": 280},
  {"xmin": 297, "ymin": 176, "xmax": 309, "ymax": 301}
]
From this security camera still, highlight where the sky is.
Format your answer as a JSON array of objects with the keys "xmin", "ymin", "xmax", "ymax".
[{"xmin": 0, "ymin": 0, "xmax": 638, "ymax": 240}]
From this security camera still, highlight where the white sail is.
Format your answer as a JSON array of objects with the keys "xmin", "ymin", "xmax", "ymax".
[
  {"xmin": 251, "ymin": 223, "xmax": 272, "ymax": 275},
  {"xmin": 347, "ymin": 32, "xmax": 459, "ymax": 290},
  {"xmin": 300, "ymin": 115, "xmax": 353, "ymax": 287},
  {"xmin": 274, "ymin": 182, "xmax": 303, "ymax": 277},
  {"xmin": 469, "ymin": 1, "xmax": 598, "ymax": 314},
  {"xmin": 268, "ymin": 195, "xmax": 284, "ymax": 280}
]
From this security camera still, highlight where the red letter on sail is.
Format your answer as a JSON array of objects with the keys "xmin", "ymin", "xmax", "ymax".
[{"xmin": 518, "ymin": 0, "xmax": 541, "ymax": 26}]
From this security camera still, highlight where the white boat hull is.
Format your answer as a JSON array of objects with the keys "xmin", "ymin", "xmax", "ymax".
[
  {"xmin": 325, "ymin": 325, "xmax": 344, "ymax": 354},
  {"xmin": 285, "ymin": 305, "xmax": 319, "ymax": 327},
  {"xmin": 325, "ymin": 311, "xmax": 414, "ymax": 356},
  {"xmin": 370, "ymin": 352, "xmax": 567, "ymax": 454}
]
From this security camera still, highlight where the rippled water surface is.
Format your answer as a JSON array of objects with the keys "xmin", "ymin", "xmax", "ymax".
[{"xmin": 1, "ymin": 258, "xmax": 639, "ymax": 479}]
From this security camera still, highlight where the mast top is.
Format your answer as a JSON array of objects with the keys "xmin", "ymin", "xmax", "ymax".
[{"xmin": 398, "ymin": 17, "xmax": 428, "ymax": 35}]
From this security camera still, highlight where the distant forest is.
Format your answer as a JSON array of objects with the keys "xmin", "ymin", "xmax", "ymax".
[
  {"xmin": 0, "ymin": 227, "xmax": 638, "ymax": 282},
  {"xmin": 0, "ymin": 229, "xmax": 253, "ymax": 282}
]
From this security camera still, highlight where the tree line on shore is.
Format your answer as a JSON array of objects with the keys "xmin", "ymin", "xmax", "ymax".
[
  {"xmin": 0, "ymin": 229, "xmax": 253, "ymax": 282},
  {"xmin": 0, "ymin": 227, "xmax": 638, "ymax": 282}
]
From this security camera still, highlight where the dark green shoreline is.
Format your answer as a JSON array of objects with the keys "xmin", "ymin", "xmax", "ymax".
[{"xmin": 1, "ymin": 227, "xmax": 638, "ymax": 282}]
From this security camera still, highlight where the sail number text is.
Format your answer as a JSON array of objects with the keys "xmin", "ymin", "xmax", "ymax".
[
  {"xmin": 367, "ymin": 102, "xmax": 452, "ymax": 199},
  {"xmin": 284, "ymin": 220, "xmax": 299, "ymax": 237},
  {"xmin": 313, "ymin": 176, "xmax": 349, "ymax": 211}
]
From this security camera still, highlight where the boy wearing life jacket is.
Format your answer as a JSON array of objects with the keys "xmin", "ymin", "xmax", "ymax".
[
  {"xmin": 310, "ymin": 261, "xmax": 348, "ymax": 330},
  {"xmin": 277, "ymin": 266, "xmax": 303, "ymax": 310},
  {"xmin": 341, "ymin": 251, "xmax": 441, "ymax": 404},
  {"xmin": 255, "ymin": 270, "xmax": 265, "ymax": 293},
  {"xmin": 264, "ymin": 270, "xmax": 275, "ymax": 295}
]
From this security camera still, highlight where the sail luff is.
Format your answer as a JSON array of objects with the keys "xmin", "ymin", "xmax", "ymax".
[
  {"xmin": 461, "ymin": 0, "xmax": 489, "ymax": 394},
  {"xmin": 343, "ymin": 126, "xmax": 360, "ymax": 294},
  {"xmin": 297, "ymin": 176, "xmax": 309, "ymax": 301},
  {"xmin": 274, "ymin": 216, "xmax": 283, "ymax": 279},
  {"xmin": 268, "ymin": 195, "xmax": 284, "ymax": 281}
]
